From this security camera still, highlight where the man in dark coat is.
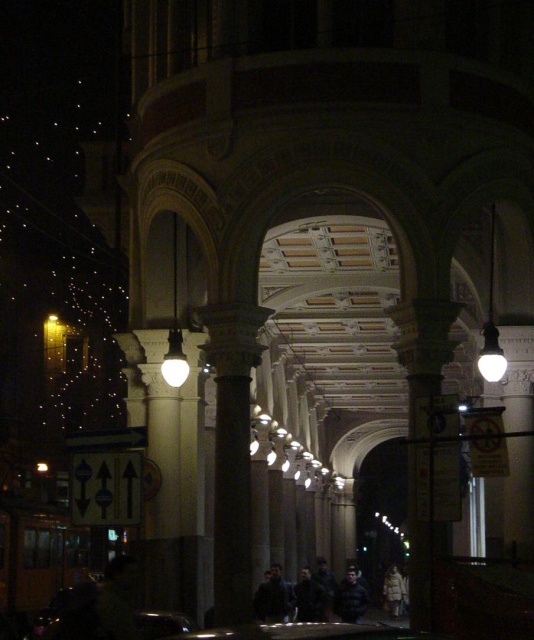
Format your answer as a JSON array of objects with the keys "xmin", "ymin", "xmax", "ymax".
[
  {"xmin": 294, "ymin": 567, "xmax": 327, "ymax": 622},
  {"xmin": 333, "ymin": 566, "xmax": 369, "ymax": 624},
  {"xmin": 253, "ymin": 563, "xmax": 296, "ymax": 623},
  {"xmin": 312, "ymin": 557, "xmax": 338, "ymax": 621}
]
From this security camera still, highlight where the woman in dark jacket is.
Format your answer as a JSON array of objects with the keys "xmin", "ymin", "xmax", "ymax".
[{"xmin": 333, "ymin": 567, "xmax": 369, "ymax": 624}]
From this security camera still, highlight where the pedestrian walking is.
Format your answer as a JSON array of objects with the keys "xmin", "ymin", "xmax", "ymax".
[
  {"xmin": 382, "ymin": 564, "xmax": 406, "ymax": 621},
  {"xmin": 333, "ymin": 566, "xmax": 369, "ymax": 624},
  {"xmin": 253, "ymin": 563, "xmax": 296, "ymax": 623},
  {"xmin": 312, "ymin": 557, "xmax": 338, "ymax": 621},
  {"xmin": 294, "ymin": 567, "xmax": 327, "ymax": 622}
]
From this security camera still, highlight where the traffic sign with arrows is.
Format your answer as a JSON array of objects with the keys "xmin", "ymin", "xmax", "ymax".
[{"xmin": 71, "ymin": 452, "xmax": 142, "ymax": 526}]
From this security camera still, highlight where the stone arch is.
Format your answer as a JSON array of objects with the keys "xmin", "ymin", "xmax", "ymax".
[
  {"xmin": 136, "ymin": 160, "xmax": 221, "ymax": 307},
  {"xmin": 217, "ymin": 133, "xmax": 445, "ymax": 306},
  {"xmin": 438, "ymin": 151, "xmax": 534, "ymax": 322},
  {"xmin": 330, "ymin": 419, "xmax": 408, "ymax": 478}
]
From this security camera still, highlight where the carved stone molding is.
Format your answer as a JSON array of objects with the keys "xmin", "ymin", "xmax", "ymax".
[
  {"xmin": 501, "ymin": 367, "xmax": 534, "ymax": 396},
  {"xmin": 140, "ymin": 161, "xmax": 227, "ymax": 237}
]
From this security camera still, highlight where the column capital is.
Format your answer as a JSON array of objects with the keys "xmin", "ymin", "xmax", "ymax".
[
  {"xmin": 139, "ymin": 363, "xmax": 182, "ymax": 398},
  {"xmin": 197, "ymin": 303, "xmax": 274, "ymax": 377},
  {"xmin": 386, "ymin": 299, "xmax": 464, "ymax": 376}
]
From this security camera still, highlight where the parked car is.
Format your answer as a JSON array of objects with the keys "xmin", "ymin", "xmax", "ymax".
[
  {"xmin": 33, "ymin": 584, "xmax": 198, "ymax": 640},
  {"xmin": 134, "ymin": 611, "xmax": 199, "ymax": 640},
  {"xmin": 169, "ymin": 622, "xmax": 453, "ymax": 640},
  {"xmin": 32, "ymin": 583, "xmax": 99, "ymax": 638}
]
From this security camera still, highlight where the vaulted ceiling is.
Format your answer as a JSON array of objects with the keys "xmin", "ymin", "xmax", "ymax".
[{"xmin": 258, "ymin": 209, "xmax": 477, "ymax": 432}]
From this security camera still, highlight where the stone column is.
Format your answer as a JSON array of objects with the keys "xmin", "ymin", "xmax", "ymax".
[
  {"xmin": 330, "ymin": 478, "xmax": 356, "ymax": 578},
  {"xmin": 499, "ymin": 327, "xmax": 534, "ymax": 561},
  {"xmin": 134, "ymin": 329, "xmax": 205, "ymax": 622},
  {"xmin": 269, "ymin": 436, "xmax": 288, "ymax": 569},
  {"xmin": 295, "ymin": 458, "xmax": 308, "ymax": 572},
  {"xmin": 387, "ymin": 299, "xmax": 463, "ymax": 632},
  {"xmin": 273, "ymin": 354, "xmax": 289, "ymax": 426},
  {"xmin": 283, "ymin": 447, "xmax": 299, "ymax": 583},
  {"xmin": 250, "ymin": 421, "xmax": 272, "ymax": 590},
  {"xmin": 314, "ymin": 474, "xmax": 332, "ymax": 563},
  {"xmin": 256, "ymin": 332, "xmax": 274, "ymax": 416},
  {"xmin": 305, "ymin": 474, "xmax": 318, "ymax": 565},
  {"xmin": 198, "ymin": 303, "xmax": 272, "ymax": 626}
]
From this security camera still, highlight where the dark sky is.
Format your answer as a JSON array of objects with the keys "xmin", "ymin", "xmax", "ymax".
[{"xmin": 0, "ymin": 0, "xmax": 125, "ymax": 263}]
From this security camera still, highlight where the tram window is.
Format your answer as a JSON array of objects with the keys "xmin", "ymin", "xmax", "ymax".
[
  {"xmin": 0, "ymin": 524, "xmax": 5, "ymax": 569},
  {"xmin": 23, "ymin": 528, "xmax": 37, "ymax": 569},
  {"xmin": 52, "ymin": 528, "xmax": 65, "ymax": 567},
  {"xmin": 66, "ymin": 530, "xmax": 89, "ymax": 568},
  {"xmin": 36, "ymin": 528, "xmax": 51, "ymax": 568}
]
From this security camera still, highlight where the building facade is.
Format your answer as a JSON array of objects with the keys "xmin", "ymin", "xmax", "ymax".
[{"xmin": 105, "ymin": 1, "xmax": 534, "ymax": 631}]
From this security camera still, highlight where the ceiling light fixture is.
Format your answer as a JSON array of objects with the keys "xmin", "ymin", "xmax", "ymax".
[
  {"xmin": 477, "ymin": 204, "xmax": 507, "ymax": 382},
  {"xmin": 161, "ymin": 213, "xmax": 190, "ymax": 387}
]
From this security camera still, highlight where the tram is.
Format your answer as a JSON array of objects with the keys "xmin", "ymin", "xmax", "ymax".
[{"xmin": 0, "ymin": 502, "xmax": 90, "ymax": 616}]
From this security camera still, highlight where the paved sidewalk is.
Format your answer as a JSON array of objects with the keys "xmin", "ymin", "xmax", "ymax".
[{"xmin": 360, "ymin": 606, "xmax": 410, "ymax": 629}]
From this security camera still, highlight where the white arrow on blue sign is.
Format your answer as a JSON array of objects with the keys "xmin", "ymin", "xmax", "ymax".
[
  {"xmin": 71, "ymin": 452, "xmax": 143, "ymax": 526},
  {"xmin": 65, "ymin": 427, "xmax": 147, "ymax": 452}
]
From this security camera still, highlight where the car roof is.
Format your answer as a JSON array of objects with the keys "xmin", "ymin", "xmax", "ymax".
[{"xmin": 173, "ymin": 622, "xmax": 451, "ymax": 640}]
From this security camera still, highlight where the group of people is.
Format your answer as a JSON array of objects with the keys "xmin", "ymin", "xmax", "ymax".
[
  {"xmin": 253, "ymin": 559, "xmax": 409, "ymax": 625},
  {"xmin": 253, "ymin": 558, "xmax": 370, "ymax": 625}
]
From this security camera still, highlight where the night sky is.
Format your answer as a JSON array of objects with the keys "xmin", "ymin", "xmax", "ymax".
[{"xmin": 0, "ymin": 1, "xmax": 124, "ymax": 255}]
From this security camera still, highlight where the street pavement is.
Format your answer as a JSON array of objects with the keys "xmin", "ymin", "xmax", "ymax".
[{"xmin": 360, "ymin": 606, "xmax": 410, "ymax": 629}]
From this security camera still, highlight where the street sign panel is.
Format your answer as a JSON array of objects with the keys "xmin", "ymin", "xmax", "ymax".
[
  {"xmin": 464, "ymin": 409, "xmax": 510, "ymax": 477},
  {"xmin": 71, "ymin": 452, "xmax": 143, "ymax": 526},
  {"xmin": 66, "ymin": 427, "xmax": 147, "ymax": 452}
]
